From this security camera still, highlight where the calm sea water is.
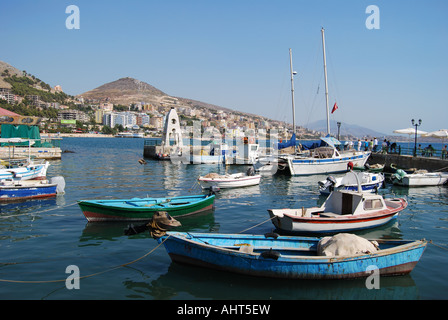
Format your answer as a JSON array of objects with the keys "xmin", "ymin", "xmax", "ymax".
[{"xmin": 0, "ymin": 137, "xmax": 447, "ymax": 300}]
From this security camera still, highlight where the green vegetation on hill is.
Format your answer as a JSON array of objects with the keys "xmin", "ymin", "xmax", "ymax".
[{"xmin": 3, "ymin": 74, "xmax": 71, "ymax": 104}]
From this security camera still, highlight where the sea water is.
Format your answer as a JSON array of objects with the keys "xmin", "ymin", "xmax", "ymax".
[{"xmin": 0, "ymin": 137, "xmax": 447, "ymax": 300}]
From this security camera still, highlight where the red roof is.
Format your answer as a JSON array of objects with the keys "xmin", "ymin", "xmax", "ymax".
[{"xmin": 0, "ymin": 107, "xmax": 20, "ymax": 116}]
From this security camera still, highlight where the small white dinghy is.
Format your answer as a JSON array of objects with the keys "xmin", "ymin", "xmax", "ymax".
[
  {"xmin": 198, "ymin": 168, "xmax": 261, "ymax": 189},
  {"xmin": 391, "ymin": 169, "xmax": 448, "ymax": 187}
]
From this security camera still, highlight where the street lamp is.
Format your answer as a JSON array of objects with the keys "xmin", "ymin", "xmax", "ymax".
[
  {"xmin": 411, "ymin": 119, "xmax": 422, "ymax": 157},
  {"xmin": 337, "ymin": 122, "xmax": 341, "ymax": 140}
]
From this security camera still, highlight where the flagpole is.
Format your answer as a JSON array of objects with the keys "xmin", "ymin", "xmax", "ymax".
[{"xmin": 321, "ymin": 27, "xmax": 330, "ymax": 135}]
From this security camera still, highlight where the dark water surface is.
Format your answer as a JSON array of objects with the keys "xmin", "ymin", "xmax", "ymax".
[{"xmin": 0, "ymin": 137, "xmax": 447, "ymax": 300}]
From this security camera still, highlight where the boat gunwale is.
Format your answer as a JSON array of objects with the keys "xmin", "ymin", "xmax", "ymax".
[{"xmin": 78, "ymin": 194, "xmax": 214, "ymax": 210}]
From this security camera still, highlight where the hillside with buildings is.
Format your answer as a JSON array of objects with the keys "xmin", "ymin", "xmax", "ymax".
[{"xmin": 0, "ymin": 59, "xmax": 362, "ymax": 140}]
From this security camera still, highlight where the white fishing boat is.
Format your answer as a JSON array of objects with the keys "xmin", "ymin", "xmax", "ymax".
[
  {"xmin": 268, "ymin": 189, "xmax": 407, "ymax": 234},
  {"xmin": 254, "ymin": 29, "xmax": 370, "ymax": 176},
  {"xmin": 284, "ymin": 136, "xmax": 370, "ymax": 176},
  {"xmin": 391, "ymin": 169, "xmax": 448, "ymax": 187},
  {"xmin": 318, "ymin": 171, "xmax": 385, "ymax": 195},
  {"xmin": 198, "ymin": 169, "xmax": 261, "ymax": 189},
  {"xmin": 0, "ymin": 160, "xmax": 49, "ymax": 180},
  {"xmin": 285, "ymin": 29, "xmax": 370, "ymax": 175}
]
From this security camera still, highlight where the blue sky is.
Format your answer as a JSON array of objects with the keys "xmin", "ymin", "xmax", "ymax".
[{"xmin": 1, "ymin": 0, "xmax": 447, "ymax": 135}]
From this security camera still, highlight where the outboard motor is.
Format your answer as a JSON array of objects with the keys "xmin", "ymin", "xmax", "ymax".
[
  {"xmin": 209, "ymin": 186, "xmax": 220, "ymax": 195},
  {"xmin": 50, "ymin": 176, "xmax": 66, "ymax": 194},
  {"xmin": 319, "ymin": 175, "xmax": 337, "ymax": 193}
]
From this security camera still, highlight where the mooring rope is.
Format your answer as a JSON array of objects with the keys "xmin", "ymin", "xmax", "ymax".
[
  {"xmin": 429, "ymin": 240, "xmax": 448, "ymax": 251},
  {"xmin": 237, "ymin": 216, "xmax": 276, "ymax": 234},
  {"xmin": 0, "ymin": 235, "xmax": 171, "ymax": 284},
  {"xmin": 0, "ymin": 201, "xmax": 79, "ymax": 219}
]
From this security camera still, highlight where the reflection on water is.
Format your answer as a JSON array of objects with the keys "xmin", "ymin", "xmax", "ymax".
[{"xmin": 124, "ymin": 262, "xmax": 419, "ymax": 300}]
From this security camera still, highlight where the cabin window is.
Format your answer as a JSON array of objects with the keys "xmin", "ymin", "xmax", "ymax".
[{"xmin": 364, "ymin": 199, "xmax": 383, "ymax": 210}]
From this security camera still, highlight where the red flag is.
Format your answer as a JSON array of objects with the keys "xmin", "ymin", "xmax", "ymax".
[{"xmin": 331, "ymin": 102, "xmax": 338, "ymax": 114}]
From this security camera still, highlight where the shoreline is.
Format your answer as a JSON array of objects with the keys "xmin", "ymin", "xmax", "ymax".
[{"xmin": 43, "ymin": 133, "xmax": 445, "ymax": 145}]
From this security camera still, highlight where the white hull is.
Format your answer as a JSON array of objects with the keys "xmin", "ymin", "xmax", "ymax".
[
  {"xmin": 268, "ymin": 210, "xmax": 398, "ymax": 233},
  {"xmin": 198, "ymin": 173, "xmax": 261, "ymax": 189},
  {"xmin": 393, "ymin": 172, "xmax": 448, "ymax": 187},
  {"xmin": 0, "ymin": 161, "xmax": 49, "ymax": 180},
  {"xmin": 287, "ymin": 151, "xmax": 370, "ymax": 176}
]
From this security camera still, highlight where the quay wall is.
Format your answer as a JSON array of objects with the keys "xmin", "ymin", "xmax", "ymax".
[{"xmin": 369, "ymin": 153, "xmax": 448, "ymax": 171}]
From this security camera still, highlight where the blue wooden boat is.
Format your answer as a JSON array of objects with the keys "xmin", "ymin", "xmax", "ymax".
[
  {"xmin": 158, "ymin": 232, "xmax": 427, "ymax": 280},
  {"xmin": 0, "ymin": 177, "xmax": 65, "ymax": 201}
]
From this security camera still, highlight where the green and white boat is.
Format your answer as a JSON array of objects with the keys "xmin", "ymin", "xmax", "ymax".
[{"xmin": 78, "ymin": 194, "xmax": 215, "ymax": 222}]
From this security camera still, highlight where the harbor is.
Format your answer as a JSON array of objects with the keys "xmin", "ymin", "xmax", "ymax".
[{"xmin": 0, "ymin": 136, "xmax": 447, "ymax": 299}]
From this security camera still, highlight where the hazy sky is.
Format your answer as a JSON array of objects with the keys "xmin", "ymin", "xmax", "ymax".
[{"xmin": 1, "ymin": 0, "xmax": 446, "ymax": 135}]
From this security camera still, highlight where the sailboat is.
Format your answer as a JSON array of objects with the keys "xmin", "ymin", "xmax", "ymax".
[{"xmin": 273, "ymin": 28, "xmax": 370, "ymax": 176}]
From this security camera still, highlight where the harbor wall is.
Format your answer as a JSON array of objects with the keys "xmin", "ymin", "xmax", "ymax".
[{"xmin": 369, "ymin": 153, "xmax": 448, "ymax": 171}]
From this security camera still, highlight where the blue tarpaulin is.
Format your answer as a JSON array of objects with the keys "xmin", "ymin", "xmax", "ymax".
[{"xmin": 277, "ymin": 133, "xmax": 296, "ymax": 150}]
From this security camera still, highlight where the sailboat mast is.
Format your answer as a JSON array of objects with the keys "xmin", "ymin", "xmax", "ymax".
[
  {"xmin": 289, "ymin": 48, "xmax": 296, "ymax": 138},
  {"xmin": 321, "ymin": 27, "xmax": 330, "ymax": 135}
]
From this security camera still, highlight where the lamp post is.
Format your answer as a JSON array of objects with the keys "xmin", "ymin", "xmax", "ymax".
[
  {"xmin": 411, "ymin": 119, "xmax": 422, "ymax": 157},
  {"xmin": 337, "ymin": 122, "xmax": 341, "ymax": 140}
]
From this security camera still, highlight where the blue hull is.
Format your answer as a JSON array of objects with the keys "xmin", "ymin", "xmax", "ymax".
[
  {"xmin": 0, "ymin": 184, "xmax": 57, "ymax": 201},
  {"xmin": 158, "ymin": 232, "xmax": 427, "ymax": 280}
]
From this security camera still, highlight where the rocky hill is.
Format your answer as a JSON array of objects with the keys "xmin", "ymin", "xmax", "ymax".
[{"xmin": 79, "ymin": 77, "xmax": 237, "ymax": 113}]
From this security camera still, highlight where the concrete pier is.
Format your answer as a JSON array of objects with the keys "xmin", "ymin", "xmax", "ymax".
[{"xmin": 369, "ymin": 153, "xmax": 448, "ymax": 171}]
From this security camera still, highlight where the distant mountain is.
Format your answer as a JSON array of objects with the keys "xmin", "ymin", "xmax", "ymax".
[
  {"xmin": 79, "ymin": 77, "xmax": 167, "ymax": 105},
  {"xmin": 305, "ymin": 119, "xmax": 387, "ymax": 138}
]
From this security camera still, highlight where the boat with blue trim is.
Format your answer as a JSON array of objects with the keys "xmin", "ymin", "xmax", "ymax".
[
  {"xmin": 157, "ymin": 232, "xmax": 426, "ymax": 279},
  {"xmin": 78, "ymin": 193, "xmax": 216, "ymax": 222}
]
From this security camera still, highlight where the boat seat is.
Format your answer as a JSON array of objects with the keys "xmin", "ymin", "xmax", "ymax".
[{"xmin": 319, "ymin": 212, "xmax": 341, "ymax": 218}]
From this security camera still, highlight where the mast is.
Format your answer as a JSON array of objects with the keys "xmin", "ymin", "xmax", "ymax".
[
  {"xmin": 321, "ymin": 27, "xmax": 330, "ymax": 135},
  {"xmin": 289, "ymin": 48, "xmax": 296, "ymax": 139}
]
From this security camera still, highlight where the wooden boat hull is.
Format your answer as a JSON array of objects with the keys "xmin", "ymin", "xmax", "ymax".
[
  {"xmin": 198, "ymin": 174, "xmax": 261, "ymax": 189},
  {"xmin": 78, "ymin": 194, "xmax": 215, "ymax": 222},
  {"xmin": 268, "ymin": 198, "xmax": 407, "ymax": 234},
  {"xmin": 0, "ymin": 182, "xmax": 57, "ymax": 201},
  {"xmin": 158, "ymin": 232, "xmax": 427, "ymax": 279}
]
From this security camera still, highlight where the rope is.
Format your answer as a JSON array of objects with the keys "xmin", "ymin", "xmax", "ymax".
[
  {"xmin": 237, "ymin": 216, "xmax": 276, "ymax": 234},
  {"xmin": 0, "ymin": 235, "xmax": 171, "ymax": 284},
  {"xmin": 429, "ymin": 240, "xmax": 448, "ymax": 251},
  {"xmin": 0, "ymin": 202, "xmax": 79, "ymax": 219}
]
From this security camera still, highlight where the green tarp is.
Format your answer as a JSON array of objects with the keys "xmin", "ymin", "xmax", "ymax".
[{"xmin": 0, "ymin": 124, "xmax": 42, "ymax": 146}]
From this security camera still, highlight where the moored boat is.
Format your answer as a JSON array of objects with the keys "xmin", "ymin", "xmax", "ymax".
[
  {"xmin": 78, "ymin": 194, "xmax": 215, "ymax": 222},
  {"xmin": 0, "ymin": 160, "xmax": 49, "ymax": 180},
  {"xmin": 157, "ymin": 232, "xmax": 427, "ymax": 279},
  {"xmin": 198, "ymin": 169, "xmax": 261, "ymax": 189},
  {"xmin": 391, "ymin": 169, "xmax": 448, "ymax": 187},
  {"xmin": 268, "ymin": 189, "xmax": 407, "ymax": 234},
  {"xmin": 318, "ymin": 171, "xmax": 384, "ymax": 195},
  {"xmin": 0, "ymin": 176, "xmax": 65, "ymax": 201}
]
